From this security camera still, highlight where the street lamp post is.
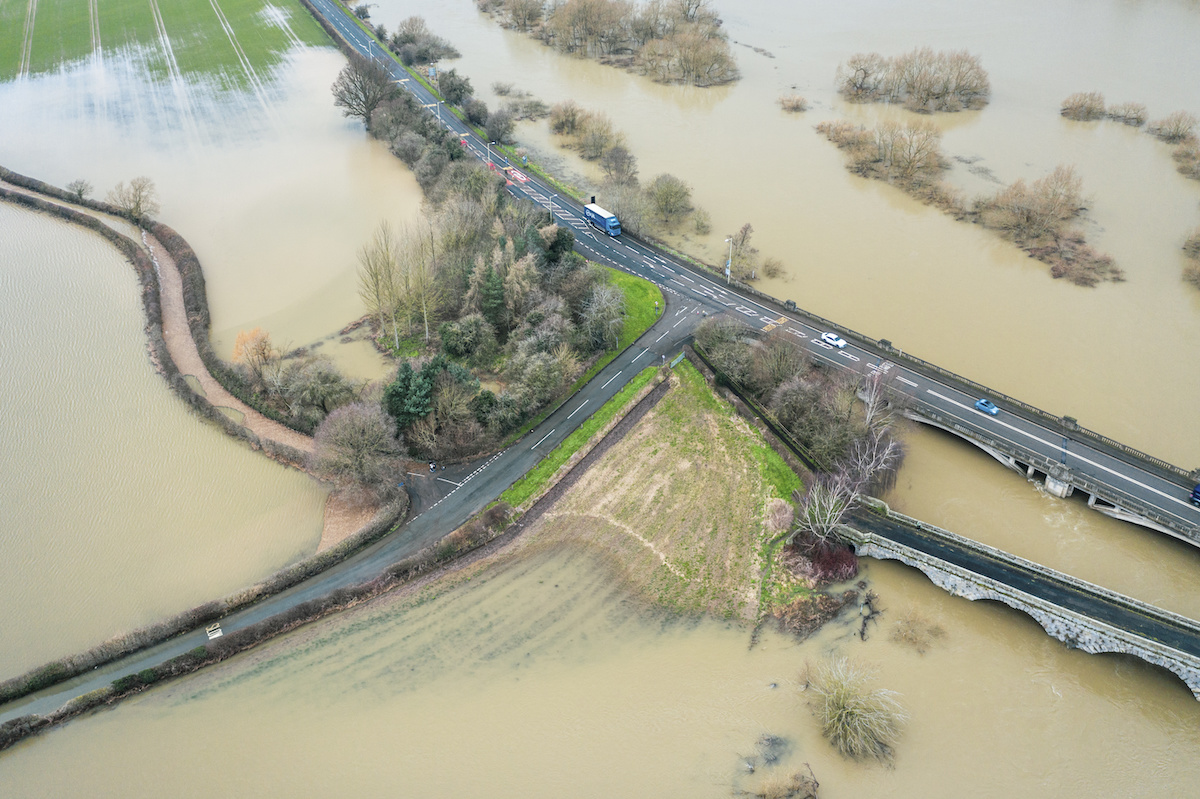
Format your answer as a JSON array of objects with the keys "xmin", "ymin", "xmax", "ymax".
[
  {"xmin": 487, "ymin": 140, "xmax": 496, "ymax": 166},
  {"xmin": 724, "ymin": 236, "xmax": 733, "ymax": 285}
]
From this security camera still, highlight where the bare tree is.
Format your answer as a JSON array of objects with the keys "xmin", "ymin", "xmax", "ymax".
[
  {"xmin": 599, "ymin": 144, "xmax": 639, "ymax": 184},
  {"xmin": 308, "ymin": 402, "xmax": 405, "ymax": 502},
  {"xmin": 582, "ymin": 282, "xmax": 625, "ymax": 349},
  {"xmin": 784, "ymin": 472, "xmax": 858, "ymax": 548},
  {"xmin": 505, "ymin": 0, "xmax": 545, "ymax": 30},
  {"xmin": 232, "ymin": 327, "xmax": 278, "ymax": 389},
  {"xmin": 357, "ymin": 222, "xmax": 402, "ymax": 348},
  {"xmin": 65, "ymin": 179, "xmax": 93, "ymax": 202},
  {"xmin": 106, "ymin": 176, "xmax": 160, "ymax": 222},
  {"xmin": 331, "ymin": 55, "xmax": 398, "ymax": 130}
]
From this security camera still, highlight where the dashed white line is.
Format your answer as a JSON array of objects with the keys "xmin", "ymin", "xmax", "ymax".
[
  {"xmin": 926, "ymin": 390, "xmax": 1197, "ymax": 516},
  {"xmin": 897, "ymin": 376, "xmax": 918, "ymax": 387},
  {"xmin": 566, "ymin": 400, "xmax": 589, "ymax": 419},
  {"xmin": 532, "ymin": 429, "xmax": 556, "ymax": 450},
  {"xmin": 601, "ymin": 370, "xmax": 623, "ymax": 389}
]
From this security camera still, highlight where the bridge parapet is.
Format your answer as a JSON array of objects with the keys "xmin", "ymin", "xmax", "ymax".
[
  {"xmin": 845, "ymin": 499, "xmax": 1200, "ymax": 699},
  {"xmin": 902, "ymin": 407, "xmax": 1200, "ymax": 544}
]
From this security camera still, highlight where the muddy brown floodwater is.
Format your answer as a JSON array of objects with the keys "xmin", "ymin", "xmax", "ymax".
[
  {"xmin": 3, "ymin": 0, "xmax": 1200, "ymax": 793},
  {"xmin": 1, "ymin": 545, "xmax": 1197, "ymax": 797}
]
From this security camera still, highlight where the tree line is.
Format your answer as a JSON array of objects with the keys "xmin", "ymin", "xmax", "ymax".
[{"xmin": 478, "ymin": 0, "xmax": 739, "ymax": 87}]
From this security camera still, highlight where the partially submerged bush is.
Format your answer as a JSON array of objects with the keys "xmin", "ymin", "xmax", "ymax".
[
  {"xmin": 805, "ymin": 656, "xmax": 906, "ymax": 761},
  {"xmin": 1107, "ymin": 101, "xmax": 1147, "ymax": 127},
  {"xmin": 1148, "ymin": 110, "xmax": 1198, "ymax": 143},
  {"xmin": 1060, "ymin": 92, "xmax": 1105, "ymax": 121},
  {"xmin": 836, "ymin": 48, "xmax": 990, "ymax": 112},
  {"xmin": 779, "ymin": 94, "xmax": 809, "ymax": 113},
  {"xmin": 890, "ymin": 609, "xmax": 946, "ymax": 654}
]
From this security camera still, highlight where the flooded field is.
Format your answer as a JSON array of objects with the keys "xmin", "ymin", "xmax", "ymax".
[
  {"xmin": 1, "ymin": 545, "xmax": 1196, "ymax": 797},
  {"xmin": 0, "ymin": 203, "xmax": 327, "ymax": 677},
  {"xmin": 2, "ymin": 0, "xmax": 1199, "ymax": 792}
]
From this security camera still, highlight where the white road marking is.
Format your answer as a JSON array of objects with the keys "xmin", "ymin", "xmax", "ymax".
[
  {"xmin": 601, "ymin": 370, "xmax": 623, "ymax": 389},
  {"xmin": 532, "ymin": 429, "xmax": 556, "ymax": 450},
  {"xmin": 632, "ymin": 349, "xmax": 648, "ymax": 362},
  {"xmin": 566, "ymin": 400, "xmax": 589, "ymax": 419},
  {"xmin": 897, "ymin": 376, "xmax": 918, "ymax": 387},
  {"xmin": 655, "ymin": 331, "xmax": 670, "ymax": 342},
  {"xmin": 926, "ymin": 390, "xmax": 1198, "ymax": 516},
  {"xmin": 677, "ymin": 274, "xmax": 695, "ymax": 282},
  {"xmin": 840, "ymin": 352, "xmax": 861, "ymax": 362},
  {"xmin": 436, "ymin": 477, "xmax": 462, "ymax": 486}
]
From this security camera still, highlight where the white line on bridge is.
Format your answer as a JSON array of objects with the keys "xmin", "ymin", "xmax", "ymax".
[
  {"xmin": 566, "ymin": 400, "xmax": 589, "ymax": 419},
  {"xmin": 926, "ymin": 390, "xmax": 1198, "ymax": 517}
]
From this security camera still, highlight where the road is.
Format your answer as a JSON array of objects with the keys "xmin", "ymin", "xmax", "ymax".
[{"xmin": 305, "ymin": 0, "xmax": 1200, "ymax": 540}]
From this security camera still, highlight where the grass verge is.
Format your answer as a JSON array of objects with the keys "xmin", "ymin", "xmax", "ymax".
[{"xmin": 501, "ymin": 365, "xmax": 657, "ymax": 508}]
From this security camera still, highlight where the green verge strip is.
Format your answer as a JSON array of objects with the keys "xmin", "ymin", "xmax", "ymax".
[{"xmin": 502, "ymin": 366, "xmax": 657, "ymax": 509}]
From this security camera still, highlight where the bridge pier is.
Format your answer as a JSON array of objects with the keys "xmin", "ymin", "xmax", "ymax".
[{"xmin": 1043, "ymin": 465, "xmax": 1075, "ymax": 499}]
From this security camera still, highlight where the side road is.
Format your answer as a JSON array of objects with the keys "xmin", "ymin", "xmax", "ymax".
[{"xmin": 0, "ymin": 175, "xmax": 704, "ymax": 730}]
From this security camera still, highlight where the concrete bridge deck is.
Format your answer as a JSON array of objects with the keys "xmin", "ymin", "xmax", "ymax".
[{"xmin": 845, "ymin": 499, "xmax": 1200, "ymax": 699}]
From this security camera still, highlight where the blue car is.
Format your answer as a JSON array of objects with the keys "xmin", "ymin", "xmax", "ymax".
[{"xmin": 974, "ymin": 398, "xmax": 999, "ymax": 416}]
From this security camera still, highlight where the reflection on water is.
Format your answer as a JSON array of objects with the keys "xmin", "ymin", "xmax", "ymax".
[
  {"xmin": 0, "ymin": 46, "xmax": 423, "ymax": 378},
  {"xmin": 0, "ymin": 204, "xmax": 327, "ymax": 678},
  {"xmin": 1, "ymin": 545, "xmax": 1197, "ymax": 797}
]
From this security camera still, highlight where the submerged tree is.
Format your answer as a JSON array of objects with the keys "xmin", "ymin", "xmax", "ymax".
[
  {"xmin": 332, "ymin": 55, "xmax": 399, "ymax": 130},
  {"xmin": 106, "ymin": 176, "xmax": 160, "ymax": 222}
]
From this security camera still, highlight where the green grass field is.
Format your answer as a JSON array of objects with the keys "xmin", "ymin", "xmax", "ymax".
[{"xmin": 0, "ymin": 0, "xmax": 329, "ymax": 84}]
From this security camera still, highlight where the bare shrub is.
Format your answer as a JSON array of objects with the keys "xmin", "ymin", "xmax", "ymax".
[
  {"xmin": 1148, "ymin": 110, "xmax": 1198, "ymax": 143},
  {"xmin": 773, "ymin": 591, "xmax": 856, "ymax": 638},
  {"xmin": 765, "ymin": 497, "xmax": 794, "ymax": 535},
  {"xmin": 1184, "ymin": 228, "xmax": 1200, "ymax": 260},
  {"xmin": 779, "ymin": 94, "xmax": 809, "ymax": 112},
  {"xmin": 751, "ymin": 765, "xmax": 820, "ymax": 799},
  {"xmin": 549, "ymin": 100, "xmax": 585, "ymax": 135},
  {"xmin": 1185, "ymin": 263, "xmax": 1200, "ymax": 290},
  {"xmin": 804, "ymin": 656, "xmax": 906, "ymax": 761},
  {"xmin": 975, "ymin": 164, "xmax": 1083, "ymax": 242},
  {"xmin": 1107, "ymin": 101, "xmax": 1147, "ymax": 127},
  {"xmin": 836, "ymin": 48, "xmax": 989, "ymax": 111},
  {"xmin": 890, "ymin": 609, "xmax": 946, "ymax": 654},
  {"xmin": 492, "ymin": 81, "xmax": 514, "ymax": 96},
  {"xmin": 1060, "ymin": 91, "xmax": 1105, "ymax": 121},
  {"xmin": 1172, "ymin": 140, "xmax": 1200, "ymax": 180}
]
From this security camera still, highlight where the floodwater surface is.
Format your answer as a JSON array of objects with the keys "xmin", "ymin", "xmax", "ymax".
[
  {"xmin": 0, "ymin": 203, "xmax": 326, "ymax": 677},
  {"xmin": 1, "ymin": 545, "xmax": 1196, "ymax": 797}
]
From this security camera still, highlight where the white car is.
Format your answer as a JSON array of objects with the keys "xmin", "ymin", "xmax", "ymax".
[{"xmin": 820, "ymin": 332, "xmax": 847, "ymax": 349}]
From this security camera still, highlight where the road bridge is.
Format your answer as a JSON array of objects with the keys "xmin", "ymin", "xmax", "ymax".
[{"xmin": 844, "ymin": 499, "xmax": 1200, "ymax": 699}]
